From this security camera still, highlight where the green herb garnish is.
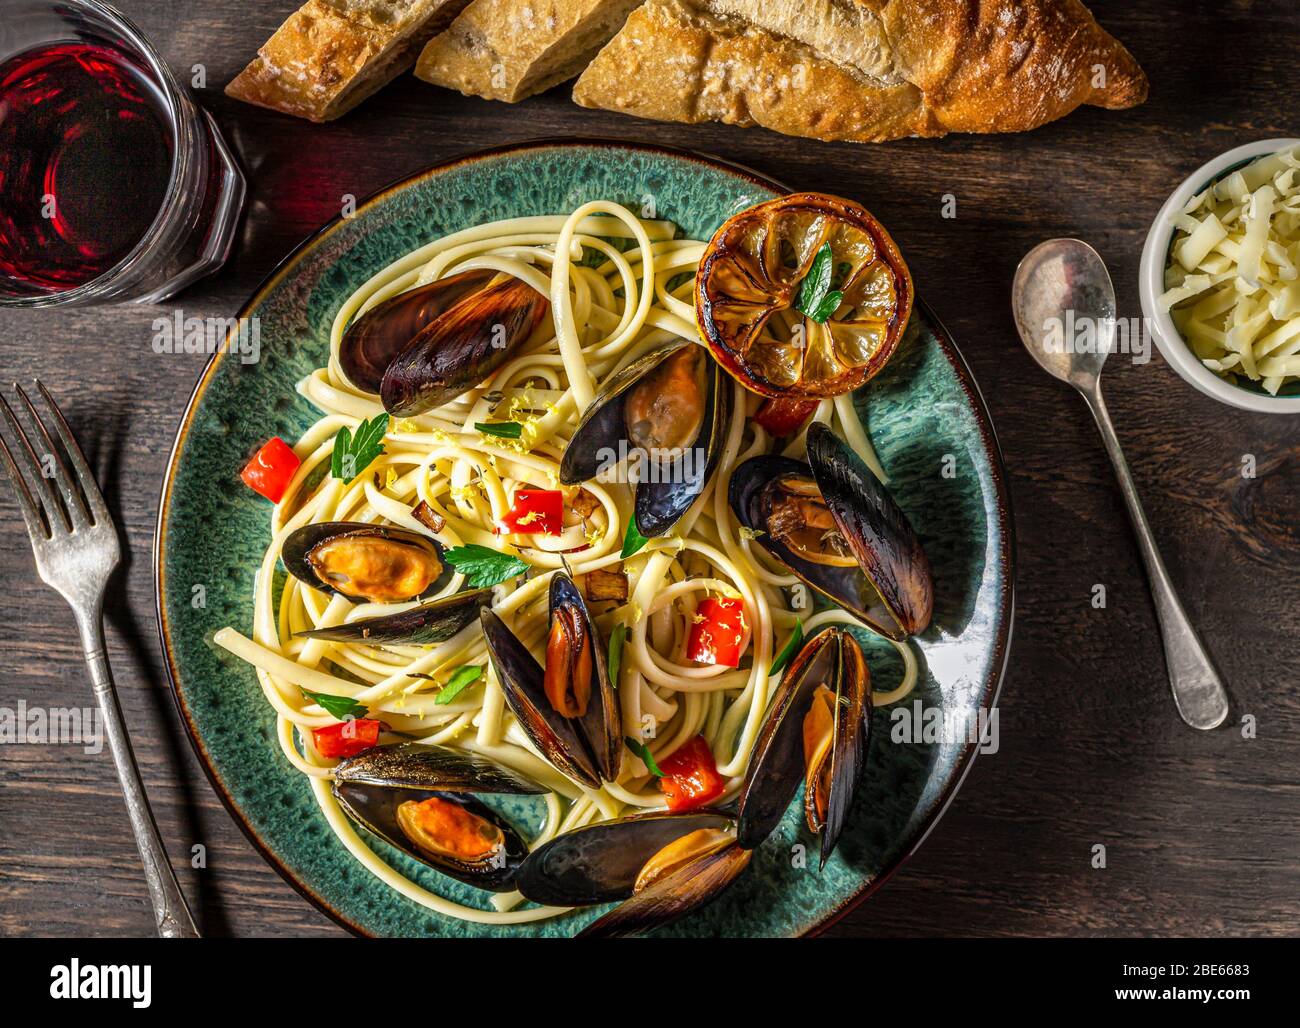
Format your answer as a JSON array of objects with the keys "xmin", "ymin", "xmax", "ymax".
[
  {"xmin": 331, "ymin": 414, "xmax": 389, "ymax": 483},
  {"xmin": 444, "ymin": 544, "xmax": 529, "ymax": 587},
  {"xmin": 608, "ymin": 623, "xmax": 628, "ymax": 685},
  {"xmin": 474, "ymin": 421, "xmax": 524, "ymax": 439},
  {"xmin": 625, "ymin": 736, "xmax": 664, "ymax": 778},
  {"xmin": 436, "ymin": 664, "xmax": 483, "ymax": 705},
  {"xmin": 768, "ymin": 619, "xmax": 804, "ymax": 676},
  {"xmin": 795, "ymin": 242, "xmax": 843, "ymax": 325},
  {"xmin": 621, "ymin": 516, "xmax": 649, "ymax": 559},
  {"xmin": 300, "ymin": 687, "xmax": 368, "ymax": 722}
]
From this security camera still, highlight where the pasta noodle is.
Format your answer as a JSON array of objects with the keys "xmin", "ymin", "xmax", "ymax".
[{"xmin": 214, "ymin": 203, "xmax": 918, "ymax": 925}]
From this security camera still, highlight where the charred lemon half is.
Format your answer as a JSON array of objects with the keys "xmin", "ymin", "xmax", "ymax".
[{"xmin": 696, "ymin": 193, "xmax": 912, "ymax": 399}]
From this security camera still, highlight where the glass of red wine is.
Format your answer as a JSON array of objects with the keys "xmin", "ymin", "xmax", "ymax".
[{"xmin": 0, "ymin": 0, "xmax": 245, "ymax": 306}]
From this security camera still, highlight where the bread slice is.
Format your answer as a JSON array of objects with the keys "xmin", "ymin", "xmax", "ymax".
[
  {"xmin": 414, "ymin": 0, "xmax": 642, "ymax": 103},
  {"xmin": 573, "ymin": 0, "xmax": 1148, "ymax": 142},
  {"xmin": 227, "ymin": 0, "xmax": 473, "ymax": 122}
]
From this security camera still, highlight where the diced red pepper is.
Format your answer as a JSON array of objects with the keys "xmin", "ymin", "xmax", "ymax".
[
  {"xmin": 658, "ymin": 735, "xmax": 725, "ymax": 811},
  {"xmin": 498, "ymin": 488, "xmax": 563, "ymax": 535},
  {"xmin": 755, "ymin": 397, "xmax": 819, "ymax": 437},
  {"xmin": 240, "ymin": 437, "xmax": 301, "ymax": 504},
  {"xmin": 312, "ymin": 718, "xmax": 382, "ymax": 759},
  {"xmin": 686, "ymin": 596, "xmax": 749, "ymax": 667}
]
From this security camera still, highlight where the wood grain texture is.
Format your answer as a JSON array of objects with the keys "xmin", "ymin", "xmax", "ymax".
[{"xmin": 0, "ymin": 0, "xmax": 1296, "ymax": 938}]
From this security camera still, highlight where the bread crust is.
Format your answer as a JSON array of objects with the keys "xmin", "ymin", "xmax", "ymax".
[
  {"xmin": 414, "ymin": 0, "xmax": 642, "ymax": 103},
  {"xmin": 572, "ymin": 0, "xmax": 1148, "ymax": 142},
  {"xmin": 226, "ymin": 0, "xmax": 471, "ymax": 122}
]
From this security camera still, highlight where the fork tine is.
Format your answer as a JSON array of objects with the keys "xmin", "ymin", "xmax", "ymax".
[
  {"xmin": 0, "ymin": 391, "xmax": 68, "ymax": 533},
  {"xmin": 13, "ymin": 382, "xmax": 90, "ymax": 530},
  {"xmin": 0, "ymin": 430, "xmax": 48, "ymax": 543},
  {"xmin": 33, "ymin": 380, "xmax": 110, "ymax": 525}
]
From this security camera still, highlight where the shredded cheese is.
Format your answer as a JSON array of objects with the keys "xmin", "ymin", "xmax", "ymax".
[{"xmin": 1161, "ymin": 145, "xmax": 1300, "ymax": 395}]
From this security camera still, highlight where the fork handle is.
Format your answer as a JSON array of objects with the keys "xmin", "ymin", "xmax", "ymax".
[{"xmin": 77, "ymin": 610, "xmax": 201, "ymax": 938}]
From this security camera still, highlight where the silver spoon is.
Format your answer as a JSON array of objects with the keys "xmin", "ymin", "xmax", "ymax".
[{"xmin": 1012, "ymin": 238, "xmax": 1230, "ymax": 730}]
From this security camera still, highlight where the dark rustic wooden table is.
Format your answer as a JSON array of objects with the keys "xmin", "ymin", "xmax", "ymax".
[{"xmin": 0, "ymin": 0, "xmax": 1296, "ymax": 938}]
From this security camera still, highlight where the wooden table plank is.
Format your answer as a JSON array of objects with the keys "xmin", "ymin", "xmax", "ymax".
[{"xmin": 0, "ymin": 0, "xmax": 1296, "ymax": 937}]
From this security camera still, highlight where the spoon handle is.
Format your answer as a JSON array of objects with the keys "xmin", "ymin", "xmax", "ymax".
[{"xmin": 1083, "ymin": 384, "xmax": 1230, "ymax": 729}]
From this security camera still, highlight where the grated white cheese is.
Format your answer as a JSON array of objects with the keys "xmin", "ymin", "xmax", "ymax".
[{"xmin": 1161, "ymin": 145, "xmax": 1300, "ymax": 395}]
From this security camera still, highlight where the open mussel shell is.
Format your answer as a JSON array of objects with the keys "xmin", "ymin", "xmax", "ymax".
[
  {"xmin": 380, "ymin": 274, "xmax": 548, "ymax": 417},
  {"xmin": 729, "ymin": 423, "xmax": 932, "ymax": 639},
  {"xmin": 548, "ymin": 571, "xmax": 621, "ymax": 782},
  {"xmin": 339, "ymin": 269, "xmax": 496, "ymax": 394},
  {"xmin": 281, "ymin": 521, "xmax": 448, "ymax": 603},
  {"xmin": 736, "ymin": 627, "xmax": 871, "ymax": 868},
  {"xmin": 560, "ymin": 340, "xmax": 731, "ymax": 538},
  {"xmin": 480, "ymin": 607, "xmax": 602, "ymax": 791},
  {"xmin": 332, "ymin": 743, "xmax": 543, "ymax": 892},
  {"xmin": 516, "ymin": 810, "xmax": 734, "ymax": 906},
  {"xmin": 577, "ymin": 836, "xmax": 752, "ymax": 939},
  {"xmin": 295, "ymin": 587, "xmax": 492, "ymax": 644}
]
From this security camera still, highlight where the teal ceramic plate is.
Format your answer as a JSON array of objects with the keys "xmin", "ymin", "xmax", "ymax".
[{"xmin": 155, "ymin": 140, "xmax": 1014, "ymax": 937}]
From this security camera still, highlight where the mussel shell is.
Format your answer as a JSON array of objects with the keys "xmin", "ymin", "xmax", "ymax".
[
  {"xmin": 480, "ymin": 607, "xmax": 602, "ymax": 790},
  {"xmin": 550, "ymin": 571, "xmax": 621, "ymax": 782},
  {"xmin": 281, "ymin": 521, "xmax": 447, "ymax": 602},
  {"xmin": 333, "ymin": 742, "xmax": 545, "ymax": 796},
  {"xmin": 295, "ymin": 587, "xmax": 493, "ymax": 644},
  {"xmin": 331, "ymin": 743, "xmax": 542, "ymax": 892},
  {"xmin": 515, "ymin": 810, "xmax": 734, "ymax": 906},
  {"xmin": 560, "ymin": 340, "xmax": 730, "ymax": 538},
  {"xmin": 806, "ymin": 423, "xmax": 933, "ymax": 637},
  {"xmin": 380, "ymin": 275, "xmax": 548, "ymax": 417},
  {"xmin": 339, "ymin": 269, "xmax": 496, "ymax": 393},
  {"xmin": 576, "ymin": 841, "xmax": 752, "ymax": 939},
  {"xmin": 736, "ymin": 627, "xmax": 871, "ymax": 867},
  {"xmin": 728, "ymin": 425, "xmax": 932, "ymax": 639}
]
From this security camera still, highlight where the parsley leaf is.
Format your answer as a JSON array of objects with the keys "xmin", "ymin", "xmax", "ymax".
[
  {"xmin": 300, "ymin": 687, "xmax": 368, "ymax": 722},
  {"xmin": 624, "ymin": 736, "xmax": 664, "ymax": 778},
  {"xmin": 768, "ymin": 619, "xmax": 804, "ymax": 676},
  {"xmin": 436, "ymin": 664, "xmax": 483, "ymax": 705},
  {"xmin": 621, "ymin": 516, "xmax": 649, "ymax": 559},
  {"xmin": 444, "ymin": 544, "xmax": 529, "ymax": 587},
  {"xmin": 331, "ymin": 414, "xmax": 389, "ymax": 483},
  {"xmin": 475, "ymin": 421, "xmax": 523, "ymax": 439},
  {"xmin": 608, "ymin": 623, "xmax": 628, "ymax": 685},
  {"xmin": 795, "ymin": 242, "xmax": 843, "ymax": 324}
]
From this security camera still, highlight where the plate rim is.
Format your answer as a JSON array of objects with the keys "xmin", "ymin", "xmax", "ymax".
[{"xmin": 152, "ymin": 136, "xmax": 1016, "ymax": 938}]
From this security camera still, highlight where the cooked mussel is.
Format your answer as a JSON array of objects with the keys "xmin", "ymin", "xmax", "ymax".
[
  {"xmin": 479, "ymin": 572, "xmax": 621, "ymax": 789},
  {"xmin": 736, "ymin": 627, "xmax": 870, "ymax": 868},
  {"xmin": 296, "ymin": 587, "xmax": 492, "ymax": 644},
  {"xmin": 381, "ymin": 274, "xmax": 548, "ymax": 417},
  {"xmin": 340, "ymin": 269, "xmax": 496, "ymax": 394},
  {"xmin": 282, "ymin": 522, "xmax": 447, "ymax": 604},
  {"xmin": 332, "ymin": 743, "xmax": 544, "ymax": 892},
  {"xmin": 729, "ymin": 422, "xmax": 932, "ymax": 639},
  {"xmin": 516, "ymin": 809, "xmax": 734, "ymax": 905},
  {"xmin": 560, "ymin": 340, "xmax": 730, "ymax": 537},
  {"xmin": 578, "ymin": 824, "xmax": 751, "ymax": 939}
]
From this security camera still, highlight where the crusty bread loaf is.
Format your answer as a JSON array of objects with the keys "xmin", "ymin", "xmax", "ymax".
[
  {"xmin": 227, "ymin": 0, "xmax": 472, "ymax": 122},
  {"xmin": 572, "ymin": 0, "xmax": 1148, "ymax": 142},
  {"xmin": 415, "ymin": 0, "xmax": 642, "ymax": 103}
]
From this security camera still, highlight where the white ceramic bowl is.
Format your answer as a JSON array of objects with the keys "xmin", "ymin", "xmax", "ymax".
[{"xmin": 1139, "ymin": 137, "xmax": 1300, "ymax": 414}]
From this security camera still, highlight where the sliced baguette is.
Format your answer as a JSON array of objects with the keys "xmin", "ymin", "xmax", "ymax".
[
  {"xmin": 573, "ymin": 0, "xmax": 1148, "ymax": 142},
  {"xmin": 414, "ymin": 0, "xmax": 642, "ymax": 103},
  {"xmin": 227, "ymin": 0, "xmax": 472, "ymax": 122}
]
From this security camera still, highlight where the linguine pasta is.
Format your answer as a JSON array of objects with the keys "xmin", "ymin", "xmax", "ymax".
[{"xmin": 214, "ymin": 201, "xmax": 918, "ymax": 926}]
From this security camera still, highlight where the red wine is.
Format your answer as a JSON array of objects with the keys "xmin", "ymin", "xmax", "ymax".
[{"xmin": 0, "ymin": 42, "xmax": 173, "ymax": 295}]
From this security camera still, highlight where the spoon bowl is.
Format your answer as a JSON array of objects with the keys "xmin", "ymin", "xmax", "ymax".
[{"xmin": 1012, "ymin": 238, "xmax": 1117, "ymax": 391}]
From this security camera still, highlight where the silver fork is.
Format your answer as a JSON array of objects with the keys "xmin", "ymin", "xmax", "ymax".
[{"xmin": 0, "ymin": 381, "xmax": 199, "ymax": 938}]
